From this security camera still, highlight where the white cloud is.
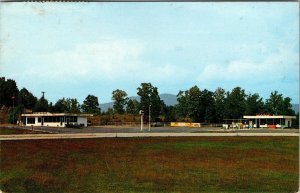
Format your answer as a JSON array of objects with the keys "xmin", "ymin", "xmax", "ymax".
[
  {"xmin": 11, "ymin": 37, "xmax": 191, "ymax": 86},
  {"xmin": 197, "ymin": 47, "xmax": 298, "ymax": 84},
  {"xmin": 17, "ymin": 37, "xmax": 144, "ymax": 82}
]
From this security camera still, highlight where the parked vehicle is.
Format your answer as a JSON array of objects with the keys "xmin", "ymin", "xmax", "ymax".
[
  {"xmin": 151, "ymin": 118, "xmax": 164, "ymax": 127},
  {"xmin": 65, "ymin": 123, "xmax": 84, "ymax": 129}
]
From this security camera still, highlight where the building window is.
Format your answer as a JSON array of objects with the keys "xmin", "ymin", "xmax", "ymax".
[
  {"xmin": 38, "ymin": 118, "xmax": 41, "ymax": 123},
  {"xmin": 65, "ymin": 116, "xmax": 77, "ymax": 123},
  {"xmin": 27, "ymin": 118, "xmax": 35, "ymax": 124}
]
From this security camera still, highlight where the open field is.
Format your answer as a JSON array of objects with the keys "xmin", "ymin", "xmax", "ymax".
[
  {"xmin": 0, "ymin": 137, "xmax": 298, "ymax": 193},
  {"xmin": 0, "ymin": 127, "xmax": 45, "ymax": 135}
]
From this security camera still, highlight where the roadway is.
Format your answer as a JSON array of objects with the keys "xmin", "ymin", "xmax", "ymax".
[
  {"xmin": 0, "ymin": 126, "xmax": 298, "ymax": 140},
  {"xmin": 4, "ymin": 125, "xmax": 300, "ymax": 134},
  {"xmin": 0, "ymin": 132, "xmax": 298, "ymax": 140}
]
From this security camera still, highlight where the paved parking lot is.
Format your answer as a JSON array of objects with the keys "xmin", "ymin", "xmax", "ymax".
[
  {"xmin": 1, "ymin": 132, "xmax": 299, "ymax": 140},
  {"xmin": 1, "ymin": 126, "xmax": 298, "ymax": 140},
  {"xmin": 3, "ymin": 125, "xmax": 299, "ymax": 134}
]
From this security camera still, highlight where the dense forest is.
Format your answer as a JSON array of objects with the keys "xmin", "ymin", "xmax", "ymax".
[{"xmin": 0, "ymin": 77, "xmax": 298, "ymax": 125}]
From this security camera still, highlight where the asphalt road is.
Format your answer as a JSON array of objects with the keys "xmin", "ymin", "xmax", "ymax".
[
  {"xmin": 0, "ymin": 126, "xmax": 298, "ymax": 140},
  {"xmin": 3, "ymin": 125, "xmax": 300, "ymax": 134},
  {"xmin": 0, "ymin": 132, "xmax": 298, "ymax": 140}
]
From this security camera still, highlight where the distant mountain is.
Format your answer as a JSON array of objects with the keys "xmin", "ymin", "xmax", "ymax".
[
  {"xmin": 100, "ymin": 93, "xmax": 177, "ymax": 112},
  {"xmin": 99, "ymin": 102, "xmax": 114, "ymax": 112}
]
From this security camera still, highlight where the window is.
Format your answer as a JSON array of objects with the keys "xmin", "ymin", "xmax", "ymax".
[
  {"xmin": 43, "ymin": 116, "xmax": 61, "ymax": 123},
  {"xmin": 27, "ymin": 118, "xmax": 35, "ymax": 124},
  {"xmin": 65, "ymin": 116, "xmax": 77, "ymax": 123}
]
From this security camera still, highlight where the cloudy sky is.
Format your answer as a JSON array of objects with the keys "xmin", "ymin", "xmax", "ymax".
[{"xmin": 0, "ymin": 2, "xmax": 299, "ymax": 104}]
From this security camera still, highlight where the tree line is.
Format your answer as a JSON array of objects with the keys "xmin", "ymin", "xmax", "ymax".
[{"xmin": 0, "ymin": 77, "xmax": 297, "ymax": 124}]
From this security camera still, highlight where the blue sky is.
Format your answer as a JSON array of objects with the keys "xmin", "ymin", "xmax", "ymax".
[{"xmin": 0, "ymin": 2, "xmax": 299, "ymax": 104}]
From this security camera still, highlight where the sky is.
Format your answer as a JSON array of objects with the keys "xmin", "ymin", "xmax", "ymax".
[{"xmin": 0, "ymin": 2, "xmax": 299, "ymax": 104}]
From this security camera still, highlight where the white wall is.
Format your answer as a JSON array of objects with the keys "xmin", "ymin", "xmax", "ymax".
[
  {"xmin": 24, "ymin": 116, "xmax": 88, "ymax": 127},
  {"xmin": 285, "ymin": 118, "xmax": 292, "ymax": 127},
  {"xmin": 78, "ymin": 117, "xmax": 87, "ymax": 127}
]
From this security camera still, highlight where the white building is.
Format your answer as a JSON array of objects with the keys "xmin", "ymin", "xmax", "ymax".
[
  {"xmin": 243, "ymin": 115, "xmax": 296, "ymax": 128},
  {"xmin": 21, "ymin": 112, "xmax": 93, "ymax": 127}
]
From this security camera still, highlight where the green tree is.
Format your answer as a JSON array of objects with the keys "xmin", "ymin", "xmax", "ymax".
[
  {"xmin": 245, "ymin": 93, "xmax": 265, "ymax": 115},
  {"xmin": 224, "ymin": 87, "xmax": 246, "ymax": 119},
  {"xmin": 81, "ymin": 95, "xmax": 101, "ymax": 114},
  {"xmin": 214, "ymin": 87, "xmax": 226, "ymax": 123},
  {"xmin": 8, "ymin": 105, "xmax": 23, "ymax": 124},
  {"xmin": 265, "ymin": 91, "xmax": 283, "ymax": 115},
  {"xmin": 0, "ymin": 77, "xmax": 19, "ymax": 107},
  {"xmin": 34, "ymin": 96, "xmax": 49, "ymax": 112},
  {"xmin": 186, "ymin": 86, "xmax": 202, "ymax": 122},
  {"xmin": 52, "ymin": 98, "xmax": 81, "ymax": 113},
  {"xmin": 126, "ymin": 99, "xmax": 140, "ymax": 114},
  {"xmin": 18, "ymin": 88, "xmax": 37, "ymax": 110},
  {"xmin": 280, "ymin": 97, "xmax": 295, "ymax": 115},
  {"xmin": 137, "ymin": 83, "xmax": 163, "ymax": 120},
  {"xmin": 52, "ymin": 98, "xmax": 68, "ymax": 113},
  {"xmin": 112, "ymin": 89, "xmax": 128, "ymax": 114},
  {"xmin": 106, "ymin": 108, "xmax": 114, "ymax": 115},
  {"xmin": 200, "ymin": 89, "xmax": 215, "ymax": 123},
  {"xmin": 183, "ymin": 86, "xmax": 216, "ymax": 123},
  {"xmin": 265, "ymin": 91, "xmax": 295, "ymax": 115},
  {"xmin": 175, "ymin": 90, "xmax": 189, "ymax": 118},
  {"xmin": 162, "ymin": 104, "xmax": 176, "ymax": 122},
  {"xmin": 292, "ymin": 112, "xmax": 299, "ymax": 128},
  {"xmin": 175, "ymin": 86, "xmax": 215, "ymax": 123},
  {"xmin": 65, "ymin": 98, "xmax": 81, "ymax": 113}
]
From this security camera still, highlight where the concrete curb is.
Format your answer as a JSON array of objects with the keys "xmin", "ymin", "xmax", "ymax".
[{"xmin": 0, "ymin": 132, "xmax": 298, "ymax": 140}]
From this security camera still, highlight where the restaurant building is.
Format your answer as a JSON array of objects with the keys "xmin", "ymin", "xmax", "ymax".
[
  {"xmin": 243, "ymin": 114, "xmax": 296, "ymax": 128},
  {"xmin": 21, "ymin": 112, "xmax": 93, "ymax": 127}
]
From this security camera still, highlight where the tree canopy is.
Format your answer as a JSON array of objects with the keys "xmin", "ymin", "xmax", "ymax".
[
  {"xmin": 0, "ymin": 76, "xmax": 297, "ymax": 125},
  {"xmin": 112, "ymin": 89, "xmax": 128, "ymax": 114},
  {"xmin": 81, "ymin": 95, "xmax": 101, "ymax": 114},
  {"xmin": 137, "ymin": 83, "xmax": 164, "ymax": 120}
]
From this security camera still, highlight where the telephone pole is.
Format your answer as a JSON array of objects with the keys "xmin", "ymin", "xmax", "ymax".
[
  {"xmin": 148, "ymin": 104, "xmax": 151, "ymax": 131},
  {"xmin": 12, "ymin": 96, "xmax": 15, "ymax": 124},
  {"xmin": 41, "ymin": 91, "xmax": 46, "ymax": 98}
]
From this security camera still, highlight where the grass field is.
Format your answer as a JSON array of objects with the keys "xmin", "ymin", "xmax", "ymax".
[
  {"xmin": 0, "ymin": 127, "xmax": 43, "ymax": 135},
  {"xmin": 0, "ymin": 137, "xmax": 298, "ymax": 193}
]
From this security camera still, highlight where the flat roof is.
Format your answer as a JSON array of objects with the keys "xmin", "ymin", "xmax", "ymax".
[
  {"xmin": 21, "ymin": 112, "xmax": 93, "ymax": 117},
  {"xmin": 243, "ymin": 115, "xmax": 296, "ymax": 119}
]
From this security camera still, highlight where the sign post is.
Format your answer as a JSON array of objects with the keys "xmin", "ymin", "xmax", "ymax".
[
  {"xmin": 139, "ymin": 110, "xmax": 144, "ymax": 131},
  {"xmin": 148, "ymin": 104, "xmax": 151, "ymax": 132},
  {"xmin": 12, "ymin": 96, "xmax": 15, "ymax": 124}
]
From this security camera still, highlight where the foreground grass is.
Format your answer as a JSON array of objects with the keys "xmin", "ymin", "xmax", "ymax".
[
  {"xmin": 0, "ymin": 137, "xmax": 298, "ymax": 193},
  {"xmin": 0, "ymin": 127, "xmax": 43, "ymax": 135}
]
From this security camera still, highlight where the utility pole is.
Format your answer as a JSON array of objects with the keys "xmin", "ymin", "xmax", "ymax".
[
  {"xmin": 12, "ymin": 96, "xmax": 15, "ymax": 124},
  {"xmin": 41, "ymin": 91, "xmax": 45, "ymax": 98},
  {"xmin": 148, "ymin": 104, "xmax": 151, "ymax": 131}
]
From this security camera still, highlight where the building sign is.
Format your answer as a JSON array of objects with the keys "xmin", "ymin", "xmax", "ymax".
[{"xmin": 171, "ymin": 122, "xmax": 201, "ymax": 127}]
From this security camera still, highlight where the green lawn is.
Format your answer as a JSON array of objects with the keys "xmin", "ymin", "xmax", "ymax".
[
  {"xmin": 0, "ymin": 137, "xmax": 298, "ymax": 193},
  {"xmin": 0, "ymin": 127, "xmax": 42, "ymax": 135}
]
